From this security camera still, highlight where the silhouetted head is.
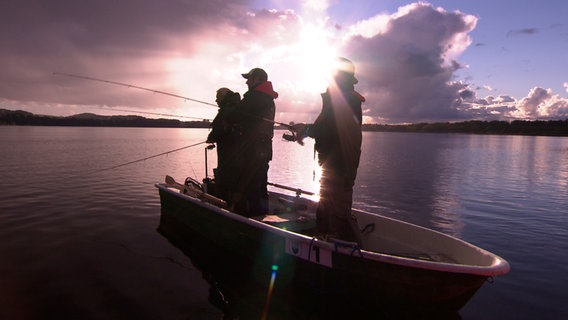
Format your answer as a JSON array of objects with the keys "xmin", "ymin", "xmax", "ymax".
[
  {"xmin": 215, "ymin": 87, "xmax": 232, "ymax": 107},
  {"xmin": 334, "ymin": 57, "xmax": 358, "ymax": 86},
  {"xmin": 242, "ymin": 67, "xmax": 268, "ymax": 89}
]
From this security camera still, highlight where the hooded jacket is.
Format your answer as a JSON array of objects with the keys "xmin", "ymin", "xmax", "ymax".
[
  {"xmin": 233, "ymin": 81, "xmax": 278, "ymax": 160},
  {"xmin": 207, "ymin": 91, "xmax": 241, "ymax": 144}
]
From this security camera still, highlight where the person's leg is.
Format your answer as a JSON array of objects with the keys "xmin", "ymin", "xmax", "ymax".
[
  {"xmin": 316, "ymin": 169, "xmax": 336, "ymax": 235},
  {"xmin": 260, "ymin": 162, "xmax": 270, "ymax": 213},
  {"xmin": 329, "ymin": 183, "xmax": 359, "ymax": 243}
]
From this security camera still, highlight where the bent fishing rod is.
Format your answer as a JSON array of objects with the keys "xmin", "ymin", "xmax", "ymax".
[
  {"xmin": 54, "ymin": 72, "xmax": 217, "ymax": 107},
  {"xmin": 53, "ymin": 72, "xmax": 294, "ymax": 130},
  {"xmin": 96, "ymin": 106, "xmax": 211, "ymax": 121}
]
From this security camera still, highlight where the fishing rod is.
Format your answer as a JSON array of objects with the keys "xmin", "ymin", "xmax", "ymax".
[
  {"xmin": 97, "ymin": 106, "xmax": 211, "ymax": 121},
  {"xmin": 53, "ymin": 72, "xmax": 217, "ymax": 107},
  {"xmin": 84, "ymin": 141, "xmax": 208, "ymax": 175},
  {"xmin": 53, "ymin": 72, "xmax": 294, "ymax": 130}
]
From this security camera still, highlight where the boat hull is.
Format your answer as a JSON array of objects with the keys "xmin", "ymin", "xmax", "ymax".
[{"xmin": 156, "ymin": 184, "xmax": 494, "ymax": 314}]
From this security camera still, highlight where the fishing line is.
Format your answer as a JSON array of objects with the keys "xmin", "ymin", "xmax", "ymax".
[
  {"xmin": 84, "ymin": 141, "xmax": 208, "ymax": 176},
  {"xmin": 187, "ymin": 146, "xmax": 201, "ymax": 182}
]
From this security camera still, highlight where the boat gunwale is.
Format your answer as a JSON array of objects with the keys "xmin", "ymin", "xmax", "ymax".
[{"xmin": 156, "ymin": 183, "xmax": 510, "ymax": 277}]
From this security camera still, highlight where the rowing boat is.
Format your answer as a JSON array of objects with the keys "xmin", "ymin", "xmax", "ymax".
[{"xmin": 155, "ymin": 175, "xmax": 509, "ymax": 315}]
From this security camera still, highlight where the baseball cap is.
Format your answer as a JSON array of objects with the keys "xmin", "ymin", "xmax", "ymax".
[{"xmin": 241, "ymin": 68, "xmax": 268, "ymax": 81}]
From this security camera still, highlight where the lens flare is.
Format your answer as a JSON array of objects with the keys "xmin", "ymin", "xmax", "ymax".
[{"xmin": 261, "ymin": 264, "xmax": 279, "ymax": 320}]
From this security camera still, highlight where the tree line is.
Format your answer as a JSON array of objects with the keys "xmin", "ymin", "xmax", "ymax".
[
  {"xmin": 362, "ymin": 120, "xmax": 568, "ymax": 136},
  {"xmin": 2, "ymin": 109, "xmax": 567, "ymax": 136},
  {"xmin": 0, "ymin": 109, "xmax": 210, "ymax": 128}
]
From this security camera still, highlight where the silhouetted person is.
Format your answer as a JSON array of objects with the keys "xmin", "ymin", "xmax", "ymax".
[
  {"xmin": 293, "ymin": 58, "xmax": 365, "ymax": 243},
  {"xmin": 231, "ymin": 68, "xmax": 278, "ymax": 216},
  {"xmin": 206, "ymin": 87, "xmax": 241, "ymax": 203}
]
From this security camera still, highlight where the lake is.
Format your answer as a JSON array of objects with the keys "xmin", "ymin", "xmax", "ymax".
[{"xmin": 0, "ymin": 126, "xmax": 566, "ymax": 319}]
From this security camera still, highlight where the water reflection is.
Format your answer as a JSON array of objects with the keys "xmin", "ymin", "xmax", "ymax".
[
  {"xmin": 354, "ymin": 132, "xmax": 465, "ymax": 236},
  {"xmin": 3, "ymin": 126, "xmax": 568, "ymax": 319}
]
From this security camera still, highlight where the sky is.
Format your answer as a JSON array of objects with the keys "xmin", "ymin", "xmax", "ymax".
[{"xmin": 1, "ymin": 0, "xmax": 567, "ymax": 124}]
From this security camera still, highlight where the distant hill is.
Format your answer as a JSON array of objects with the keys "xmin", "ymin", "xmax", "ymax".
[
  {"xmin": 1, "ymin": 108, "xmax": 567, "ymax": 136},
  {"xmin": 0, "ymin": 109, "xmax": 211, "ymax": 128},
  {"xmin": 71, "ymin": 113, "xmax": 112, "ymax": 120}
]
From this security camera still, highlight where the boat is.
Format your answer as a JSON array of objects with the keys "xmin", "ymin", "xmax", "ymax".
[{"xmin": 155, "ymin": 174, "xmax": 510, "ymax": 315}]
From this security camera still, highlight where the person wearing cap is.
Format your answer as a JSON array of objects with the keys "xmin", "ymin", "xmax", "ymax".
[
  {"xmin": 206, "ymin": 87, "xmax": 242, "ymax": 203},
  {"xmin": 293, "ymin": 57, "xmax": 365, "ymax": 243},
  {"xmin": 231, "ymin": 67, "xmax": 278, "ymax": 216}
]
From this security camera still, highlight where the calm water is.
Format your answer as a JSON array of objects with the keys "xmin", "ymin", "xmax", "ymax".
[{"xmin": 0, "ymin": 126, "xmax": 567, "ymax": 319}]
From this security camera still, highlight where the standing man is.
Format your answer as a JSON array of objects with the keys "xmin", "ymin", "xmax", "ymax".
[
  {"xmin": 293, "ymin": 58, "xmax": 365, "ymax": 243},
  {"xmin": 232, "ymin": 68, "xmax": 278, "ymax": 216}
]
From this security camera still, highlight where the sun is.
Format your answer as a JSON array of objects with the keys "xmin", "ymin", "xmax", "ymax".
[{"xmin": 293, "ymin": 23, "xmax": 339, "ymax": 93}]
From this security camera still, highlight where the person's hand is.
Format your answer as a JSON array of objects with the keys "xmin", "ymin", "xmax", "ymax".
[
  {"xmin": 292, "ymin": 123, "xmax": 308, "ymax": 145},
  {"xmin": 292, "ymin": 123, "xmax": 306, "ymax": 134}
]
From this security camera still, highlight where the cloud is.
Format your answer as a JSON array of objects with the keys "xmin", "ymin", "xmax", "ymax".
[
  {"xmin": 564, "ymin": 82, "xmax": 568, "ymax": 93},
  {"xmin": 514, "ymin": 87, "xmax": 568, "ymax": 119},
  {"xmin": 0, "ymin": 0, "xmax": 267, "ymax": 110},
  {"xmin": 1, "ymin": 1, "xmax": 484, "ymax": 123},
  {"xmin": 1, "ymin": 1, "xmax": 566, "ymax": 123},
  {"xmin": 506, "ymin": 28, "xmax": 539, "ymax": 37},
  {"xmin": 518, "ymin": 87, "xmax": 551, "ymax": 116},
  {"xmin": 341, "ymin": 3, "xmax": 477, "ymax": 122},
  {"xmin": 0, "ymin": 0, "xmax": 316, "ymax": 119},
  {"xmin": 460, "ymin": 87, "xmax": 568, "ymax": 121}
]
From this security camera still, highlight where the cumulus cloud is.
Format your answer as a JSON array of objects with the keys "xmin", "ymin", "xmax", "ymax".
[
  {"xmin": 341, "ymin": 3, "xmax": 477, "ymax": 122},
  {"xmin": 459, "ymin": 87, "xmax": 568, "ymax": 121},
  {"xmin": 514, "ymin": 87, "xmax": 568, "ymax": 119},
  {"xmin": 332, "ymin": 3, "xmax": 568, "ymax": 123}
]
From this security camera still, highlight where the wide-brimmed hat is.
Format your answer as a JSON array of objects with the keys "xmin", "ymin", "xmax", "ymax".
[{"xmin": 241, "ymin": 68, "xmax": 268, "ymax": 81}]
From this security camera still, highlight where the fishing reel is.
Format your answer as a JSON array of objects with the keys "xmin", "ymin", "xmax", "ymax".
[
  {"xmin": 282, "ymin": 125, "xmax": 306, "ymax": 145},
  {"xmin": 282, "ymin": 131, "xmax": 304, "ymax": 146},
  {"xmin": 282, "ymin": 132, "xmax": 297, "ymax": 142}
]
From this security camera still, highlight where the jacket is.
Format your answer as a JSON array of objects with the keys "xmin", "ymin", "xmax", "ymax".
[
  {"xmin": 309, "ymin": 79, "xmax": 365, "ymax": 179},
  {"xmin": 233, "ymin": 81, "xmax": 278, "ymax": 160}
]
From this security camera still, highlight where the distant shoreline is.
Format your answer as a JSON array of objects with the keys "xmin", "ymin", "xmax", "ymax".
[
  {"xmin": 2, "ymin": 108, "xmax": 568, "ymax": 136},
  {"xmin": 0, "ymin": 109, "xmax": 211, "ymax": 129}
]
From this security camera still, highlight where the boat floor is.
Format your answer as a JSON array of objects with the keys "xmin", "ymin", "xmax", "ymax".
[{"xmin": 252, "ymin": 193, "xmax": 319, "ymax": 236}]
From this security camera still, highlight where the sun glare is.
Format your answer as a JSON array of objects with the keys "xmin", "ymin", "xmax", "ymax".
[{"xmin": 294, "ymin": 23, "xmax": 339, "ymax": 93}]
